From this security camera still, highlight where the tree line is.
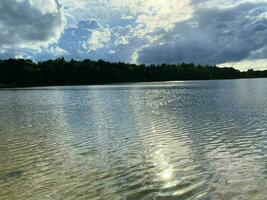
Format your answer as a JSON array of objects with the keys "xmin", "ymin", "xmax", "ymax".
[{"xmin": 0, "ymin": 58, "xmax": 266, "ymax": 87}]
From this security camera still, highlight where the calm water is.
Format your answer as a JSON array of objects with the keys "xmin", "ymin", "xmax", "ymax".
[{"xmin": 0, "ymin": 79, "xmax": 267, "ymax": 200}]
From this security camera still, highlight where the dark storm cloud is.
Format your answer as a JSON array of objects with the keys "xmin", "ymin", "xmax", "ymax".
[
  {"xmin": 137, "ymin": 2, "xmax": 267, "ymax": 65},
  {"xmin": 0, "ymin": 0, "xmax": 65, "ymax": 48}
]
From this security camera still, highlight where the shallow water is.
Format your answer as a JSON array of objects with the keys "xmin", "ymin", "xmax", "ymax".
[{"xmin": 0, "ymin": 79, "xmax": 267, "ymax": 200}]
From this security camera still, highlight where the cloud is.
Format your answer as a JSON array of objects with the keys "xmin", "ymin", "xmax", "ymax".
[
  {"xmin": 0, "ymin": 0, "xmax": 65, "ymax": 52},
  {"xmin": 46, "ymin": 46, "xmax": 68, "ymax": 56},
  {"xmin": 220, "ymin": 59, "xmax": 267, "ymax": 71},
  {"xmin": 0, "ymin": 0, "xmax": 266, "ymax": 70},
  {"xmin": 63, "ymin": 0, "xmax": 193, "ymax": 39},
  {"xmin": 57, "ymin": 20, "xmax": 98, "ymax": 59},
  {"xmin": 136, "ymin": 2, "xmax": 267, "ymax": 65},
  {"xmin": 83, "ymin": 26, "xmax": 111, "ymax": 52},
  {"xmin": 58, "ymin": 20, "xmax": 119, "ymax": 61},
  {"xmin": 29, "ymin": 0, "xmax": 60, "ymax": 14}
]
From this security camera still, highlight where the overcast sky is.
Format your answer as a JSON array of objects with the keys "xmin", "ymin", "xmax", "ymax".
[{"xmin": 0, "ymin": 0, "xmax": 266, "ymax": 70}]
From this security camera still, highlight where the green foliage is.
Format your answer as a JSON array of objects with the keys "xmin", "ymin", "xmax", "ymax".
[{"xmin": 0, "ymin": 58, "xmax": 266, "ymax": 87}]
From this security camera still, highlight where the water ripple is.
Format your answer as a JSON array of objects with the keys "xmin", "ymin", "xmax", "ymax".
[{"xmin": 0, "ymin": 79, "xmax": 267, "ymax": 199}]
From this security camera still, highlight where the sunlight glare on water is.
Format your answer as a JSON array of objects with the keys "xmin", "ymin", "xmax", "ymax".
[{"xmin": 0, "ymin": 79, "xmax": 267, "ymax": 200}]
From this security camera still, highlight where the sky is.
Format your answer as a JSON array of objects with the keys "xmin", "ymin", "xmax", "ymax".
[{"xmin": 0, "ymin": 0, "xmax": 267, "ymax": 70}]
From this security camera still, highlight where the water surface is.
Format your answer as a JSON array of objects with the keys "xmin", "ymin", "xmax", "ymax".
[{"xmin": 0, "ymin": 79, "xmax": 267, "ymax": 200}]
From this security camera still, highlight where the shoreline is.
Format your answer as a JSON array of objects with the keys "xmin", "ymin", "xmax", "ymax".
[{"xmin": 0, "ymin": 77, "xmax": 266, "ymax": 89}]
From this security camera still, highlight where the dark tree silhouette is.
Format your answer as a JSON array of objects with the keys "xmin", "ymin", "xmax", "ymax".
[{"xmin": 0, "ymin": 58, "xmax": 266, "ymax": 87}]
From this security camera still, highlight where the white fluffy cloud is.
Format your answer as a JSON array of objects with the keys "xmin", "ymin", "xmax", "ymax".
[
  {"xmin": 0, "ymin": 0, "xmax": 65, "ymax": 53},
  {"xmin": 82, "ymin": 26, "xmax": 111, "ymax": 52},
  {"xmin": 62, "ymin": 0, "xmax": 267, "ymax": 70},
  {"xmin": 220, "ymin": 59, "xmax": 267, "ymax": 71},
  {"xmin": 64, "ymin": 0, "xmax": 192, "ymax": 38},
  {"xmin": 135, "ymin": 1, "xmax": 267, "ymax": 69}
]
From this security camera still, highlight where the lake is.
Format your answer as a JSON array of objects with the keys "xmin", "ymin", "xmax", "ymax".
[{"xmin": 0, "ymin": 79, "xmax": 267, "ymax": 200}]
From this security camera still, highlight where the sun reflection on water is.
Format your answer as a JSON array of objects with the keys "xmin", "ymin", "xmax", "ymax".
[
  {"xmin": 153, "ymin": 148, "xmax": 175, "ymax": 186},
  {"xmin": 161, "ymin": 167, "xmax": 173, "ymax": 180}
]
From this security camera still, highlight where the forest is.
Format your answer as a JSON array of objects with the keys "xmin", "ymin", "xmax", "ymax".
[{"xmin": 0, "ymin": 58, "xmax": 266, "ymax": 87}]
